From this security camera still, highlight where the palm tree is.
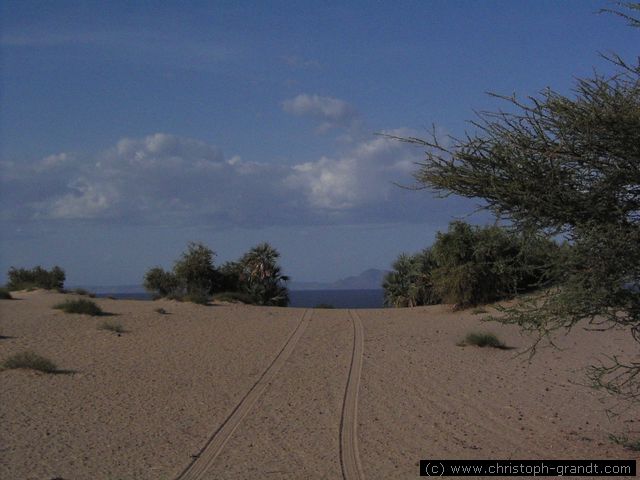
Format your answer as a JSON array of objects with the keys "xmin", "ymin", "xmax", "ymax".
[{"xmin": 239, "ymin": 243, "xmax": 290, "ymax": 306}]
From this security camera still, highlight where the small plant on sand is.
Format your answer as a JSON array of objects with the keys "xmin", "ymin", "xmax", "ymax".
[
  {"xmin": 459, "ymin": 332, "xmax": 509, "ymax": 349},
  {"xmin": 471, "ymin": 307, "xmax": 488, "ymax": 315},
  {"xmin": 610, "ymin": 434, "xmax": 640, "ymax": 452},
  {"xmin": 73, "ymin": 288, "xmax": 96, "ymax": 298},
  {"xmin": 98, "ymin": 320, "xmax": 125, "ymax": 334},
  {"xmin": 212, "ymin": 291, "xmax": 254, "ymax": 304},
  {"xmin": 0, "ymin": 288, "xmax": 12, "ymax": 299},
  {"xmin": 2, "ymin": 351, "xmax": 58, "ymax": 373},
  {"xmin": 54, "ymin": 299, "xmax": 103, "ymax": 316}
]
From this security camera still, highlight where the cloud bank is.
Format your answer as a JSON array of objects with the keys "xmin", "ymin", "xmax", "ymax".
[
  {"xmin": 282, "ymin": 94, "xmax": 359, "ymax": 133},
  {"xmin": 1, "ymin": 131, "xmax": 442, "ymax": 228}
]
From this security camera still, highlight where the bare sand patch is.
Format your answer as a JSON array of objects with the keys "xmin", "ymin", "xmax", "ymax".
[{"xmin": 1, "ymin": 291, "xmax": 637, "ymax": 479}]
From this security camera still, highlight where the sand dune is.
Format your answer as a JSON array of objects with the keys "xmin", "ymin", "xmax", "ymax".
[{"xmin": 0, "ymin": 290, "xmax": 637, "ymax": 479}]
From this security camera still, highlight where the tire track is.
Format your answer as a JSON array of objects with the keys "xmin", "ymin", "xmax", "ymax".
[
  {"xmin": 176, "ymin": 309, "xmax": 313, "ymax": 480},
  {"xmin": 340, "ymin": 310, "xmax": 365, "ymax": 480}
]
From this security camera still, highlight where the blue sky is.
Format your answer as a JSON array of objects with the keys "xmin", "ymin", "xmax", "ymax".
[{"xmin": 1, "ymin": 1, "xmax": 637, "ymax": 286}]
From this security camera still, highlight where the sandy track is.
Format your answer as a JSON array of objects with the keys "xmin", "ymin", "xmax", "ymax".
[
  {"xmin": 176, "ymin": 309, "xmax": 313, "ymax": 480},
  {"xmin": 2, "ymin": 292, "xmax": 638, "ymax": 479},
  {"xmin": 340, "ymin": 310, "xmax": 365, "ymax": 480}
]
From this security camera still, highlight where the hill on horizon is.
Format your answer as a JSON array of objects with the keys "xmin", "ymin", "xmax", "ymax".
[{"xmin": 289, "ymin": 268, "xmax": 388, "ymax": 291}]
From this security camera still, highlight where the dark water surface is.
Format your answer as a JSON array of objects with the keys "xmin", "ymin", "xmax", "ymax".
[{"xmin": 96, "ymin": 289, "xmax": 385, "ymax": 309}]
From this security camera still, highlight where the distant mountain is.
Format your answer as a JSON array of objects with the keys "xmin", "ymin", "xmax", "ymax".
[{"xmin": 290, "ymin": 268, "xmax": 388, "ymax": 291}]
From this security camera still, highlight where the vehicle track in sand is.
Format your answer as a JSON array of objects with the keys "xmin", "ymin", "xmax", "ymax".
[
  {"xmin": 340, "ymin": 310, "xmax": 365, "ymax": 480},
  {"xmin": 175, "ymin": 309, "xmax": 313, "ymax": 480}
]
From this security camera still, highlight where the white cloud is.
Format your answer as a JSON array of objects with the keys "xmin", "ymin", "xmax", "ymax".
[
  {"xmin": 286, "ymin": 129, "xmax": 422, "ymax": 210},
  {"xmin": 282, "ymin": 94, "xmax": 358, "ymax": 133},
  {"xmin": 1, "ymin": 131, "xmax": 433, "ymax": 227}
]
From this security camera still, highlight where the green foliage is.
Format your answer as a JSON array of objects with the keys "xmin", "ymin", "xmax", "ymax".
[
  {"xmin": 460, "ymin": 332, "xmax": 509, "ymax": 349},
  {"xmin": 0, "ymin": 288, "xmax": 12, "ymax": 299},
  {"xmin": 144, "ymin": 241, "xmax": 289, "ymax": 306},
  {"xmin": 144, "ymin": 267, "xmax": 180, "ymax": 298},
  {"xmin": 431, "ymin": 222, "xmax": 561, "ymax": 308},
  {"xmin": 218, "ymin": 261, "xmax": 242, "ymax": 292},
  {"xmin": 610, "ymin": 434, "xmax": 640, "ymax": 451},
  {"xmin": 144, "ymin": 242, "xmax": 216, "ymax": 303},
  {"xmin": 396, "ymin": 6, "xmax": 640, "ymax": 402},
  {"xmin": 383, "ymin": 250, "xmax": 440, "ymax": 307},
  {"xmin": 98, "ymin": 321, "xmax": 125, "ymax": 333},
  {"xmin": 72, "ymin": 288, "xmax": 96, "ymax": 297},
  {"xmin": 238, "ymin": 243, "xmax": 290, "ymax": 306},
  {"xmin": 212, "ymin": 291, "xmax": 255, "ymax": 304},
  {"xmin": 173, "ymin": 242, "xmax": 217, "ymax": 296},
  {"xmin": 384, "ymin": 222, "xmax": 560, "ymax": 308},
  {"xmin": 2, "ymin": 351, "xmax": 58, "ymax": 373},
  {"xmin": 54, "ymin": 299, "xmax": 103, "ymax": 316},
  {"xmin": 6, "ymin": 265, "xmax": 65, "ymax": 291},
  {"xmin": 315, "ymin": 303, "xmax": 335, "ymax": 309}
]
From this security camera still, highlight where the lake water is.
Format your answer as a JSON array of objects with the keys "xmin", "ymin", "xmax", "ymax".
[{"xmin": 96, "ymin": 289, "xmax": 385, "ymax": 309}]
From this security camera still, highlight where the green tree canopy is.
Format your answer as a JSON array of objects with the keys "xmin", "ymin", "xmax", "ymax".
[{"xmin": 394, "ymin": 7, "xmax": 640, "ymax": 402}]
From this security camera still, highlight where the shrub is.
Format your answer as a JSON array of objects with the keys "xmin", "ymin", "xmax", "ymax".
[
  {"xmin": 0, "ymin": 288, "xmax": 12, "ymax": 300},
  {"xmin": 184, "ymin": 289, "xmax": 210, "ymax": 305},
  {"xmin": 144, "ymin": 243, "xmax": 219, "ymax": 303},
  {"xmin": 384, "ymin": 221, "xmax": 562, "ymax": 309},
  {"xmin": 610, "ymin": 434, "xmax": 640, "ymax": 452},
  {"xmin": 6, "ymin": 265, "xmax": 65, "ymax": 291},
  {"xmin": 315, "ymin": 303, "xmax": 335, "ymax": 309},
  {"xmin": 460, "ymin": 332, "xmax": 509, "ymax": 349},
  {"xmin": 383, "ymin": 249, "xmax": 440, "ymax": 307},
  {"xmin": 218, "ymin": 261, "xmax": 242, "ymax": 292},
  {"xmin": 173, "ymin": 242, "xmax": 218, "ymax": 296},
  {"xmin": 144, "ymin": 267, "xmax": 180, "ymax": 297},
  {"xmin": 98, "ymin": 321, "xmax": 125, "ymax": 333},
  {"xmin": 73, "ymin": 288, "xmax": 96, "ymax": 298},
  {"xmin": 238, "ymin": 243, "xmax": 290, "ymax": 306},
  {"xmin": 54, "ymin": 299, "xmax": 103, "ymax": 316},
  {"xmin": 2, "ymin": 351, "xmax": 58, "ymax": 373}
]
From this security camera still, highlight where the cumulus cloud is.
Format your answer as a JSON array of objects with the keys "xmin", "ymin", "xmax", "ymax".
[
  {"xmin": 282, "ymin": 94, "xmax": 358, "ymax": 133},
  {"xmin": 1, "ymin": 131, "xmax": 439, "ymax": 227},
  {"xmin": 286, "ymin": 130, "xmax": 420, "ymax": 211}
]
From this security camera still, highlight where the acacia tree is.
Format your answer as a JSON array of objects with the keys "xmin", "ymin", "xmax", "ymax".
[{"xmin": 393, "ymin": 7, "xmax": 640, "ymax": 402}]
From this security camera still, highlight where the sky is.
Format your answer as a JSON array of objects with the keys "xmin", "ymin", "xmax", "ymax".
[{"xmin": 1, "ymin": 0, "xmax": 638, "ymax": 286}]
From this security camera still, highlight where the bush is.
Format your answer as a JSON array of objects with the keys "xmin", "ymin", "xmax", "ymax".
[
  {"xmin": 315, "ymin": 303, "xmax": 335, "ymax": 309},
  {"xmin": 144, "ymin": 242, "xmax": 291, "ymax": 306},
  {"xmin": 460, "ymin": 332, "xmax": 509, "ymax": 349},
  {"xmin": 2, "ymin": 351, "xmax": 58, "ymax": 373},
  {"xmin": 184, "ymin": 289, "xmax": 210, "ymax": 305},
  {"xmin": 72, "ymin": 288, "xmax": 96, "ymax": 298},
  {"xmin": 383, "ymin": 249, "xmax": 440, "ymax": 307},
  {"xmin": 238, "ymin": 243, "xmax": 290, "ymax": 306},
  {"xmin": 144, "ymin": 243, "xmax": 218, "ymax": 302},
  {"xmin": 384, "ymin": 221, "xmax": 562, "ymax": 309},
  {"xmin": 54, "ymin": 299, "xmax": 103, "ymax": 316},
  {"xmin": 610, "ymin": 434, "xmax": 640, "ymax": 452},
  {"xmin": 0, "ymin": 288, "xmax": 12, "ymax": 299},
  {"xmin": 144, "ymin": 267, "xmax": 180, "ymax": 297},
  {"xmin": 212, "ymin": 291, "xmax": 255, "ymax": 304},
  {"xmin": 98, "ymin": 321, "xmax": 125, "ymax": 333},
  {"xmin": 6, "ymin": 265, "xmax": 65, "ymax": 291}
]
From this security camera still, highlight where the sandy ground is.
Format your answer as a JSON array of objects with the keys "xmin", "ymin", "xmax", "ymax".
[{"xmin": 0, "ymin": 290, "xmax": 638, "ymax": 479}]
